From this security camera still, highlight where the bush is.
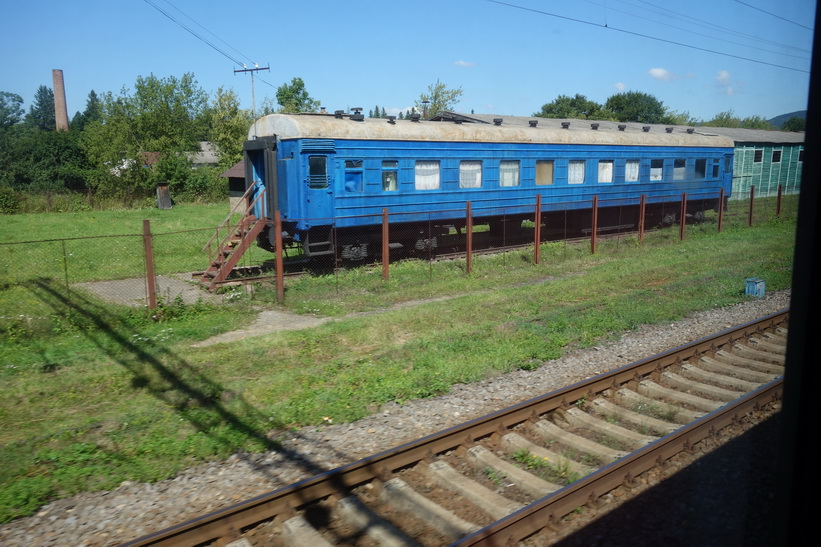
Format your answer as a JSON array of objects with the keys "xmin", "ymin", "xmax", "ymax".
[
  {"xmin": 0, "ymin": 187, "xmax": 21, "ymax": 214},
  {"xmin": 179, "ymin": 167, "xmax": 227, "ymax": 203}
]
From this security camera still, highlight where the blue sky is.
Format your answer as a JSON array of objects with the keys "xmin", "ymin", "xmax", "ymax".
[{"xmin": 1, "ymin": 0, "xmax": 815, "ymax": 123}]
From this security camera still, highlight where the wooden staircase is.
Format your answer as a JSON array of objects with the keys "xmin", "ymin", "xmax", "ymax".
[{"xmin": 200, "ymin": 187, "xmax": 266, "ymax": 291}]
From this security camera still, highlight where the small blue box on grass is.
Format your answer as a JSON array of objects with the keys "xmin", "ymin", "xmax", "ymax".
[{"xmin": 745, "ymin": 277, "xmax": 765, "ymax": 298}]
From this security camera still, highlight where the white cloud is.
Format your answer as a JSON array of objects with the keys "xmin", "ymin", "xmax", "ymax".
[
  {"xmin": 715, "ymin": 70, "xmax": 743, "ymax": 96},
  {"xmin": 716, "ymin": 70, "xmax": 731, "ymax": 86},
  {"xmin": 614, "ymin": 82, "xmax": 626, "ymax": 92},
  {"xmin": 454, "ymin": 60, "xmax": 476, "ymax": 67},
  {"xmin": 648, "ymin": 68, "xmax": 676, "ymax": 82}
]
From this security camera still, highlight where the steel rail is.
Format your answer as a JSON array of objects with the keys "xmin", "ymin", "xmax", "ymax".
[{"xmin": 121, "ymin": 309, "xmax": 788, "ymax": 546}]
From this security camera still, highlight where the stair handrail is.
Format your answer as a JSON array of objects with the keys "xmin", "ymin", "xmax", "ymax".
[
  {"xmin": 201, "ymin": 184, "xmax": 260, "ymax": 252},
  {"xmin": 200, "ymin": 186, "xmax": 265, "ymax": 253},
  {"xmin": 202, "ymin": 186, "xmax": 266, "ymax": 263}
]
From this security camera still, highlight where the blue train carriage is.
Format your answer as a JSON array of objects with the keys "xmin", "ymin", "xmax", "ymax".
[{"xmin": 243, "ymin": 112, "xmax": 735, "ymax": 259}]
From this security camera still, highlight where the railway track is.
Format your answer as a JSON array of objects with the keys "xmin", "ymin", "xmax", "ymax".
[{"xmin": 123, "ymin": 310, "xmax": 787, "ymax": 546}]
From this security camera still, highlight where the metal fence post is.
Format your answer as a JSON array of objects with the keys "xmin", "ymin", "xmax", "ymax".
[
  {"xmin": 749, "ymin": 185, "xmax": 756, "ymax": 227},
  {"xmin": 718, "ymin": 188, "xmax": 725, "ymax": 233},
  {"xmin": 466, "ymin": 202, "xmax": 473, "ymax": 275},
  {"xmin": 275, "ymin": 211, "xmax": 284, "ymax": 304},
  {"xmin": 638, "ymin": 194, "xmax": 646, "ymax": 242},
  {"xmin": 143, "ymin": 219, "xmax": 158, "ymax": 310},
  {"xmin": 534, "ymin": 194, "xmax": 542, "ymax": 265},
  {"xmin": 382, "ymin": 208, "xmax": 390, "ymax": 281},
  {"xmin": 680, "ymin": 192, "xmax": 688, "ymax": 241},
  {"xmin": 591, "ymin": 196, "xmax": 598, "ymax": 254}
]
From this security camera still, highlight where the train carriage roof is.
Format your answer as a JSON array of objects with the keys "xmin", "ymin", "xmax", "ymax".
[{"xmin": 249, "ymin": 113, "xmax": 735, "ymax": 148}]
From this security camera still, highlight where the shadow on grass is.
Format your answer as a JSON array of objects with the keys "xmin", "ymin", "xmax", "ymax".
[{"xmin": 21, "ymin": 279, "xmax": 445, "ymax": 544}]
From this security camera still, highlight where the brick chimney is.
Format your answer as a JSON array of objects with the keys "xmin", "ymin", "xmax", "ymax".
[{"xmin": 52, "ymin": 69, "xmax": 69, "ymax": 131}]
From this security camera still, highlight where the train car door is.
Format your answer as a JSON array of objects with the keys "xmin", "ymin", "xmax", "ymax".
[
  {"xmin": 301, "ymin": 139, "xmax": 336, "ymax": 221},
  {"xmin": 723, "ymin": 153, "xmax": 734, "ymax": 197},
  {"xmin": 243, "ymin": 136, "xmax": 277, "ymax": 219}
]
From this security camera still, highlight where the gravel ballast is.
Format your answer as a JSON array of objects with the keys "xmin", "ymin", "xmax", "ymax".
[{"xmin": 0, "ymin": 290, "xmax": 791, "ymax": 546}]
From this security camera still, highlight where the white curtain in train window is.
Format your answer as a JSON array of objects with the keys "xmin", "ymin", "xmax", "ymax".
[
  {"xmin": 415, "ymin": 160, "xmax": 440, "ymax": 190},
  {"xmin": 650, "ymin": 159, "xmax": 663, "ymax": 181},
  {"xmin": 625, "ymin": 160, "xmax": 640, "ymax": 182},
  {"xmin": 460, "ymin": 161, "xmax": 482, "ymax": 188},
  {"xmin": 598, "ymin": 160, "xmax": 614, "ymax": 183},
  {"xmin": 499, "ymin": 160, "xmax": 520, "ymax": 186},
  {"xmin": 569, "ymin": 160, "xmax": 585, "ymax": 184},
  {"xmin": 673, "ymin": 159, "xmax": 686, "ymax": 180}
]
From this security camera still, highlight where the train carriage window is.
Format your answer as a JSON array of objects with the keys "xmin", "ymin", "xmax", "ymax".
[
  {"xmin": 344, "ymin": 160, "xmax": 364, "ymax": 192},
  {"xmin": 536, "ymin": 160, "xmax": 554, "ymax": 185},
  {"xmin": 459, "ymin": 161, "xmax": 482, "ymax": 188},
  {"xmin": 799, "ymin": 149, "xmax": 804, "ymax": 162},
  {"xmin": 772, "ymin": 150, "xmax": 782, "ymax": 163},
  {"xmin": 382, "ymin": 161, "xmax": 398, "ymax": 191},
  {"xmin": 712, "ymin": 160, "xmax": 720, "ymax": 178},
  {"xmin": 695, "ymin": 159, "xmax": 707, "ymax": 179},
  {"xmin": 673, "ymin": 159, "xmax": 686, "ymax": 180},
  {"xmin": 308, "ymin": 155, "xmax": 328, "ymax": 188},
  {"xmin": 500, "ymin": 160, "xmax": 520, "ymax": 187},
  {"xmin": 650, "ymin": 159, "xmax": 664, "ymax": 181},
  {"xmin": 415, "ymin": 160, "xmax": 440, "ymax": 190},
  {"xmin": 598, "ymin": 160, "xmax": 614, "ymax": 183},
  {"xmin": 568, "ymin": 160, "xmax": 585, "ymax": 184},
  {"xmin": 754, "ymin": 150, "xmax": 763, "ymax": 162},
  {"xmin": 625, "ymin": 160, "xmax": 640, "ymax": 182}
]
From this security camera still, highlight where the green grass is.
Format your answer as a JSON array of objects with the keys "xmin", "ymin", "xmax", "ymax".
[{"xmin": 0, "ymin": 206, "xmax": 797, "ymax": 524}]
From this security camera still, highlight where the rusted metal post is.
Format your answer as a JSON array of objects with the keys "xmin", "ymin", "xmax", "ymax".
[
  {"xmin": 638, "ymin": 194, "xmax": 646, "ymax": 242},
  {"xmin": 466, "ymin": 202, "xmax": 473, "ymax": 275},
  {"xmin": 275, "ymin": 211, "xmax": 284, "ymax": 304},
  {"xmin": 534, "ymin": 194, "xmax": 542, "ymax": 265},
  {"xmin": 777, "ymin": 184, "xmax": 783, "ymax": 217},
  {"xmin": 143, "ymin": 220, "xmax": 158, "ymax": 310},
  {"xmin": 680, "ymin": 193, "xmax": 687, "ymax": 241},
  {"xmin": 382, "ymin": 208, "xmax": 389, "ymax": 281},
  {"xmin": 718, "ymin": 188, "xmax": 725, "ymax": 233},
  {"xmin": 749, "ymin": 185, "xmax": 755, "ymax": 227},
  {"xmin": 590, "ymin": 196, "xmax": 598, "ymax": 254}
]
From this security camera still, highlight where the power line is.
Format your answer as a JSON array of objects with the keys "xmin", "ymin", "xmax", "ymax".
[
  {"xmin": 734, "ymin": 0, "xmax": 814, "ymax": 31},
  {"xmin": 142, "ymin": 0, "xmax": 246, "ymax": 67},
  {"xmin": 623, "ymin": 0, "xmax": 812, "ymax": 55},
  {"xmin": 589, "ymin": 0, "xmax": 811, "ymax": 61},
  {"xmin": 486, "ymin": 0, "xmax": 810, "ymax": 73},
  {"xmin": 160, "ymin": 0, "xmax": 258, "ymax": 68}
]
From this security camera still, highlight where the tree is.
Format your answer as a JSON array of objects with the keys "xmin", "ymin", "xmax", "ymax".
[
  {"xmin": 82, "ymin": 73, "xmax": 209, "ymax": 198},
  {"xmin": 207, "ymin": 86, "xmax": 253, "ymax": 169},
  {"xmin": 416, "ymin": 79, "xmax": 463, "ymax": 118},
  {"xmin": 782, "ymin": 117, "xmax": 806, "ymax": 132},
  {"xmin": 275, "ymin": 77, "xmax": 320, "ymax": 113},
  {"xmin": 604, "ymin": 91, "xmax": 670, "ymax": 124},
  {"xmin": 533, "ymin": 94, "xmax": 609, "ymax": 119},
  {"xmin": 740, "ymin": 115, "xmax": 775, "ymax": 130},
  {"xmin": 702, "ymin": 110, "xmax": 774, "ymax": 130},
  {"xmin": 131, "ymin": 73, "xmax": 209, "ymax": 152},
  {"xmin": 70, "ymin": 90, "xmax": 102, "ymax": 131},
  {"xmin": 0, "ymin": 91, "xmax": 24, "ymax": 129},
  {"xmin": 25, "ymin": 85, "xmax": 55, "ymax": 130}
]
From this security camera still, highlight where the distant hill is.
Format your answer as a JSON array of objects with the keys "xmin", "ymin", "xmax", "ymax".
[{"xmin": 769, "ymin": 110, "xmax": 807, "ymax": 128}]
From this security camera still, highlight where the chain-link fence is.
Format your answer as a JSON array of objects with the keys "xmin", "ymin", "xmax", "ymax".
[{"xmin": 0, "ymin": 184, "xmax": 801, "ymax": 328}]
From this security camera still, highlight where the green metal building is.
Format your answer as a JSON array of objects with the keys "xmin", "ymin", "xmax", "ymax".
[{"xmin": 705, "ymin": 127, "xmax": 804, "ymax": 199}]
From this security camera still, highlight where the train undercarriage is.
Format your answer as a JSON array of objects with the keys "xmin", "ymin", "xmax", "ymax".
[{"xmin": 256, "ymin": 197, "xmax": 722, "ymax": 262}]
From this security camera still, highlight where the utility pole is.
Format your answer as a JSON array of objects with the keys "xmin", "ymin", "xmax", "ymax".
[{"xmin": 234, "ymin": 64, "xmax": 270, "ymax": 120}]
